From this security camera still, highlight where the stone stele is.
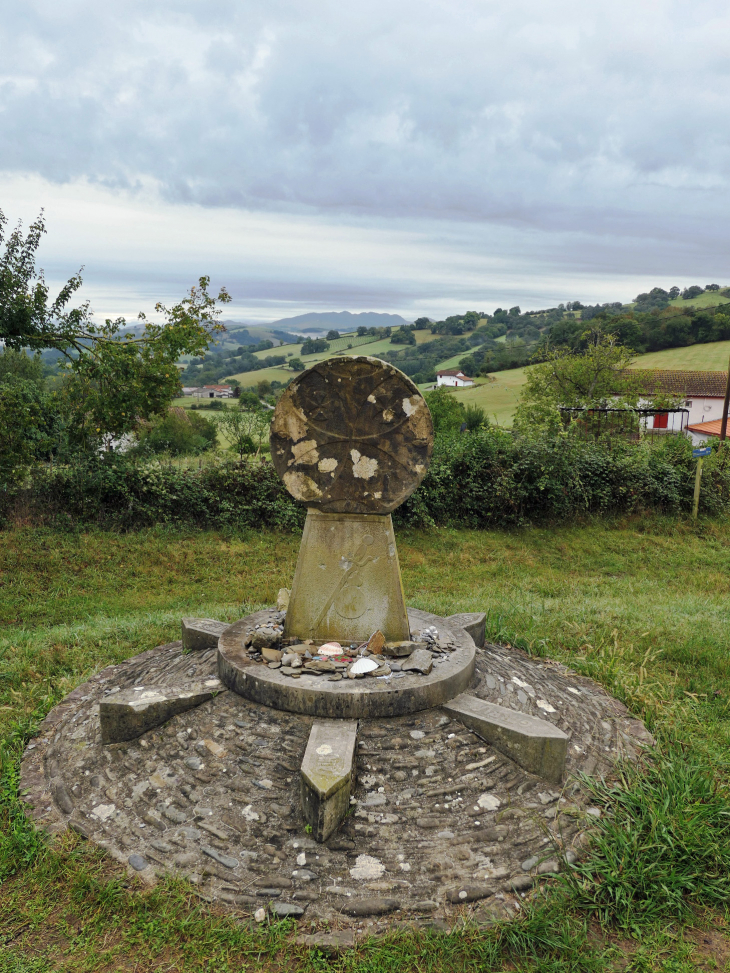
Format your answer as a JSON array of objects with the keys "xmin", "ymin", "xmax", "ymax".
[
  {"xmin": 300, "ymin": 720, "xmax": 358, "ymax": 841},
  {"xmin": 271, "ymin": 356, "xmax": 434, "ymax": 644}
]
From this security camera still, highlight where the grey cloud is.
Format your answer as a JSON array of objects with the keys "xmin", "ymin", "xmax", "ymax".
[{"xmin": 2, "ymin": 0, "xmax": 730, "ymax": 240}]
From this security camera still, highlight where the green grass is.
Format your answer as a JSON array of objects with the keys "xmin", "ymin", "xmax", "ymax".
[
  {"xmin": 3, "ymin": 520, "xmax": 730, "ymax": 969},
  {"xmin": 448, "ymin": 366, "xmax": 531, "ymax": 425},
  {"xmin": 629, "ymin": 341, "xmax": 730, "ymax": 372}
]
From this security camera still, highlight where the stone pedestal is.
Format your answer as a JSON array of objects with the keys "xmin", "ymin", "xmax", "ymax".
[{"xmin": 283, "ymin": 510, "xmax": 410, "ymax": 644}]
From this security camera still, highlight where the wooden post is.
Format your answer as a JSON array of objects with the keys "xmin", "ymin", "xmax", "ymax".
[
  {"xmin": 692, "ymin": 457, "xmax": 704, "ymax": 520},
  {"xmin": 721, "ymin": 352, "xmax": 730, "ymax": 443}
]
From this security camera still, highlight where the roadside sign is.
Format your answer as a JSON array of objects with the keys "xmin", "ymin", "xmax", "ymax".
[{"xmin": 693, "ymin": 446, "xmax": 712, "ymax": 458}]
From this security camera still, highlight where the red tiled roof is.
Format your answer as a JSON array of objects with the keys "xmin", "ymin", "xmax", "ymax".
[
  {"xmin": 437, "ymin": 369, "xmax": 473, "ymax": 379},
  {"xmin": 628, "ymin": 369, "xmax": 728, "ymax": 397},
  {"xmin": 687, "ymin": 419, "xmax": 730, "ymax": 437}
]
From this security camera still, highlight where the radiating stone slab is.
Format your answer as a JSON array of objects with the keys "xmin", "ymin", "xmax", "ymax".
[
  {"xmin": 300, "ymin": 720, "xmax": 358, "ymax": 842},
  {"xmin": 442, "ymin": 693, "xmax": 568, "ymax": 783},
  {"xmin": 446, "ymin": 612, "xmax": 487, "ymax": 648},
  {"xmin": 181, "ymin": 618, "xmax": 229, "ymax": 653},
  {"xmin": 99, "ymin": 679, "xmax": 223, "ymax": 744}
]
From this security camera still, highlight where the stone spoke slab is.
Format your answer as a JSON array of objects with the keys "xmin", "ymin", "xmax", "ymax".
[
  {"xmin": 442, "ymin": 694, "xmax": 568, "ymax": 784},
  {"xmin": 100, "ymin": 679, "xmax": 225, "ymax": 744},
  {"xmin": 182, "ymin": 618, "xmax": 230, "ymax": 653},
  {"xmin": 300, "ymin": 720, "xmax": 358, "ymax": 841}
]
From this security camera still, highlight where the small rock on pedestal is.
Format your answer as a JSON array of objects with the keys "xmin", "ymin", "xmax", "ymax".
[
  {"xmin": 300, "ymin": 720, "xmax": 358, "ymax": 842},
  {"xmin": 401, "ymin": 649, "xmax": 434, "ymax": 675}
]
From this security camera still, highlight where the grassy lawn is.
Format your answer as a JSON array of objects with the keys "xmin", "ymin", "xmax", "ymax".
[{"xmin": 2, "ymin": 518, "xmax": 730, "ymax": 970}]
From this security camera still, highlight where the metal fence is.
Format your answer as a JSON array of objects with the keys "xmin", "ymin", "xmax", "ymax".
[{"xmin": 559, "ymin": 407, "xmax": 691, "ymax": 442}]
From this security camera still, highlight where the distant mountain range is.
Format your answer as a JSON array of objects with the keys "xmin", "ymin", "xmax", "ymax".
[{"xmin": 267, "ymin": 311, "xmax": 408, "ymax": 333}]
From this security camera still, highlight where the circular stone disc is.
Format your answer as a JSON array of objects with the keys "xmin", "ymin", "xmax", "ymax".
[{"xmin": 270, "ymin": 356, "xmax": 434, "ymax": 514}]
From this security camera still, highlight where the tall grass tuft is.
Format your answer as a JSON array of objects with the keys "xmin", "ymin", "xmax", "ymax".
[{"xmin": 561, "ymin": 740, "xmax": 730, "ymax": 929}]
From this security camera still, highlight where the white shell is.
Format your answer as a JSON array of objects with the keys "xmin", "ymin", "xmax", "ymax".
[
  {"xmin": 349, "ymin": 658, "xmax": 379, "ymax": 675},
  {"xmin": 319, "ymin": 642, "xmax": 343, "ymax": 656}
]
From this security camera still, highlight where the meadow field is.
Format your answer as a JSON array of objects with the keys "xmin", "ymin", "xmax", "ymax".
[{"xmin": 2, "ymin": 519, "xmax": 730, "ymax": 970}]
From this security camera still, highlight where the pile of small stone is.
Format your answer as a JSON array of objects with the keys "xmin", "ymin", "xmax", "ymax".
[{"xmin": 251, "ymin": 628, "xmax": 445, "ymax": 680}]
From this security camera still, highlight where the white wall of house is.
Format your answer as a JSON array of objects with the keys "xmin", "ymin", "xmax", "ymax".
[{"xmin": 437, "ymin": 374, "xmax": 473, "ymax": 388}]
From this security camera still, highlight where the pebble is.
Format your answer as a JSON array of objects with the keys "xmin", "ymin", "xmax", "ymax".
[
  {"xmin": 254, "ymin": 907, "xmax": 266, "ymax": 923},
  {"xmin": 509, "ymin": 875, "xmax": 533, "ymax": 892},
  {"xmin": 162, "ymin": 806, "xmax": 187, "ymax": 824},
  {"xmin": 271, "ymin": 902, "xmax": 305, "ymax": 918},
  {"xmin": 292, "ymin": 869, "xmax": 317, "ymax": 881},
  {"xmin": 128, "ymin": 854, "xmax": 149, "ymax": 871},
  {"xmin": 201, "ymin": 846, "xmax": 239, "ymax": 869},
  {"xmin": 446, "ymin": 885, "xmax": 493, "ymax": 904},
  {"xmin": 342, "ymin": 898, "xmax": 400, "ymax": 917}
]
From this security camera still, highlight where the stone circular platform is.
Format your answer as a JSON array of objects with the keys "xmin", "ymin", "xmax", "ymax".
[
  {"xmin": 20, "ymin": 628, "xmax": 653, "ymax": 932},
  {"xmin": 217, "ymin": 609, "xmax": 475, "ymax": 719}
]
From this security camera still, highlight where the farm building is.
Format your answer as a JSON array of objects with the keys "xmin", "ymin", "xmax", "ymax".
[
  {"xmin": 436, "ymin": 369, "xmax": 474, "ymax": 388},
  {"xmin": 183, "ymin": 385, "xmax": 235, "ymax": 399}
]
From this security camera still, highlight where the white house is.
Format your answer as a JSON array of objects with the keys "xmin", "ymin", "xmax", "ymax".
[
  {"xmin": 436, "ymin": 369, "xmax": 474, "ymax": 388},
  {"xmin": 631, "ymin": 370, "xmax": 728, "ymax": 443}
]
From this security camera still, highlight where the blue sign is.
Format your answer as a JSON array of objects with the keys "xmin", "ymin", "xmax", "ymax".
[{"xmin": 693, "ymin": 446, "xmax": 712, "ymax": 458}]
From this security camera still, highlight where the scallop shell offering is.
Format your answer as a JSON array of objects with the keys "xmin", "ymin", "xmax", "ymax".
[
  {"xmin": 349, "ymin": 657, "xmax": 379, "ymax": 675},
  {"xmin": 319, "ymin": 642, "xmax": 343, "ymax": 657}
]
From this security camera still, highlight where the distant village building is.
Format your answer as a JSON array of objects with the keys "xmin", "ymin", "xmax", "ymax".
[
  {"xmin": 183, "ymin": 385, "xmax": 235, "ymax": 399},
  {"xmin": 436, "ymin": 369, "xmax": 474, "ymax": 388}
]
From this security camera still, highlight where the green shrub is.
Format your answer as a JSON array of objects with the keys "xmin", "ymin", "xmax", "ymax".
[
  {"xmin": 134, "ymin": 410, "xmax": 217, "ymax": 456},
  {"xmin": 7, "ymin": 429, "xmax": 729, "ymax": 530}
]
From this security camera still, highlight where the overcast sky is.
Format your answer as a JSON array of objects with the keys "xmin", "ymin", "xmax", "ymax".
[{"xmin": 1, "ymin": 0, "xmax": 729, "ymax": 322}]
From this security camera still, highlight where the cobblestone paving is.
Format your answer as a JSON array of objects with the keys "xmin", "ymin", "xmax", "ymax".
[{"xmin": 21, "ymin": 632, "xmax": 652, "ymax": 931}]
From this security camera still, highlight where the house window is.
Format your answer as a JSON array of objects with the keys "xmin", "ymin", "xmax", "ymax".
[{"xmin": 654, "ymin": 413, "xmax": 669, "ymax": 429}]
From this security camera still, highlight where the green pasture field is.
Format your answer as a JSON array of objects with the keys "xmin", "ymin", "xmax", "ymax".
[
  {"xmin": 2, "ymin": 519, "xmax": 730, "ymax": 970},
  {"xmin": 449, "ymin": 367, "xmax": 531, "ymax": 426},
  {"xmin": 628, "ymin": 341, "xmax": 730, "ymax": 372}
]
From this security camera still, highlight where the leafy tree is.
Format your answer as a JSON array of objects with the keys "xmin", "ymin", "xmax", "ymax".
[
  {"xmin": 413, "ymin": 317, "xmax": 431, "ymax": 329},
  {"xmin": 706, "ymin": 283, "xmax": 720, "ymax": 291},
  {"xmin": 669, "ymin": 286, "xmax": 680, "ymax": 299},
  {"xmin": 424, "ymin": 386, "xmax": 465, "ymax": 434},
  {"xmin": 682, "ymin": 285, "xmax": 704, "ymax": 300},
  {"xmin": 514, "ymin": 330, "xmax": 641, "ymax": 432},
  {"xmin": 301, "ymin": 337, "xmax": 330, "ymax": 355},
  {"xmin": 216, "ymin": 402, "xmax": 270, "ymax": 460},
  {"xmin": 257, "ymin": 379, "xmax": 272, "ymax": 397},
  {"xmin": 390, "ymin": 328, "xmax": 416, "ymax": 345},
  {"xmin": 326, "ymin": 330, "xmax": 340, "ymax": 340},
  {"xmin": 289, "ymin": 357, "xmax": 305, "ymax": 371},
  {"xmin": 0, "ymin": 209, "xmax": 230, "ymax": 450}
]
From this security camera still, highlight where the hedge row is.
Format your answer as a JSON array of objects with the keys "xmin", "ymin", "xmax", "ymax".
[{"xmin": 7, "ymin": 429, "xmax": 729, "ymax": 531}]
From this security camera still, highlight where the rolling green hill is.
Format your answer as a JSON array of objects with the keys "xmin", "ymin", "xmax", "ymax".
[{"xmin": 628, "ymin": 341, "xmax": 730, "ymax": 371}]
